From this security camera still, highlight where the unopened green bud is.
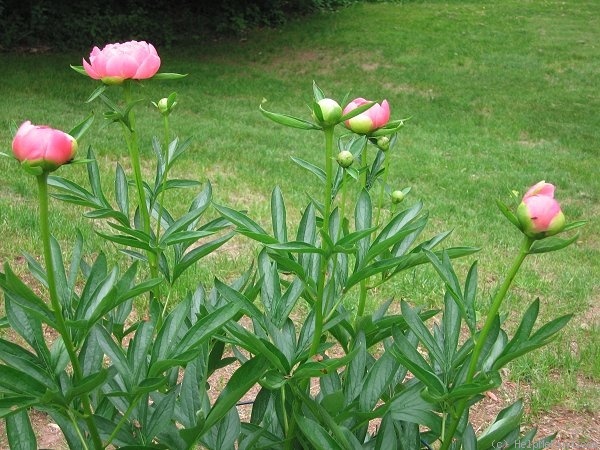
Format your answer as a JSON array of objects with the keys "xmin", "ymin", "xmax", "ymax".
[
  {"xmin": 315, "ymin": 98, "xmax": 342, "ymax": 126},
  {"xmin": 157, "ymin": 98, "xmax": 169, "ymax": 114},
  {"xmin": 336, "ymin": 150, "xmax": 354, "ymax": 168},
  {"xmin": 377, "ymin": 136, "xmax": 390, "ymax": 151},
  {"xmin": 391, "ymin": 190, "xmax": 405, "ymax": 204}
]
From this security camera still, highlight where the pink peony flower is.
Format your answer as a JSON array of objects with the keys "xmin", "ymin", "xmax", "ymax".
[
  {"xmin": 516, "ymin": 181, "xmax": 565, "ymax": 237},
  {"xmin": 83, "ymin": 40, "xmax": 161, "ymax": 85},
  {"xmin": 12, "ymin": 121, "xmax": 77, "ymax": 172},
  {"xmin": 343, "ymin": 98, "xmax": 390, "ymax": 134}
]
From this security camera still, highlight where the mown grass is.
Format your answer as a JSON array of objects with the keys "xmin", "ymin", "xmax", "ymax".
[{"xmin": 1, "ymin": 0, "xmax": 598, "ymax": 418}]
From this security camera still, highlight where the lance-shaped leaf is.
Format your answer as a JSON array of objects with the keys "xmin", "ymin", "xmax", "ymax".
[
  {"xmin": 259, "ymin": 103, "xmax": 321, "ymax": 130},
  {"xmin": 6, "ymin": 410, "xmax": 37, "ymax": 450},
  {"xmin": 202, "ymin": 356, "xmax": 270, "ymax": 433}
]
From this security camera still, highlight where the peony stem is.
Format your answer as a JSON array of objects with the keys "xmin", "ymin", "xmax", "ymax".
[
  {"xmin": 356, "ymin": 138, "xmax": 370, "ymax": 321},
  {"xmin": 439, "ymin": 235, "xmax": 533, "ymax": 450},
  {"xmin": 37, "ymin": 173, "xmax": 104, "ymax": 450},
  {"xmin": 122, "ymin": 82, "xmax": 160, "ymax": 311},
  {"xmin": 310, "ymin": 126, "xmax": 335, "ymax": 356}
]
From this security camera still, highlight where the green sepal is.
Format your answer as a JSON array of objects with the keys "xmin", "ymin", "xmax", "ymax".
[
  {"xmin": 496, "ymin": 199, "xmax": 522, "ymax": 230},
  {"xmin": 339, "ymin": 101, "xmax": 375, "ymax": 122}
]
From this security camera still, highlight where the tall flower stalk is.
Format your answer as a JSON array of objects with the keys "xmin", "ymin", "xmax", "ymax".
[
  {"xmin": 37, "ymin": 172, "xmax": 103, "ymax": 449},
  {"xmin": 310, "ymin": 125, "xmax": 335, "ymax": 356}
]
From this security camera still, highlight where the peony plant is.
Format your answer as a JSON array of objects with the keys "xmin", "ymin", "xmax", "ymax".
[{"xmin": 0, "ymin": 44, "xmax": 585, "ymax": 450}]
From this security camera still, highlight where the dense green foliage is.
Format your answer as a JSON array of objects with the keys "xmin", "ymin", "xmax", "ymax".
[{"xmin": 0, "ymin": 0, "xmax": 362, "ymax": 51}]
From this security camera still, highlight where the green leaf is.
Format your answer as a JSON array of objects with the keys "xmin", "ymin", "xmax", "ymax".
[
  {"xmin": 6, "ymin": 410, "xmax": 37, "ymax": 450},
  {"xmin": 171, "ymin": 302, "xmax": 241, "ymax": 360},
  {"xmin": 493, "ymin": 313, "xmax": 572, "ymax": 370},
  {"xmin": 293, "ymin": 350, "xmax": 357, "ymax": 380},
  {"xmin": 152, "ymin": 72, "xmax": 188, "ymax": 80},
  {"xmin": 291, "ymin": 156, "xmax": 326, "ymax": 183},
  {"xmin": 3, "ymin": 292, "xmax": 50, "ymax": 361},
  {"xmin": 529, "ymin": 233, "xmax": 580, "ymax": 254},
  {"xmin": 401, "ymin": 301, "xmax": 445, "ymax": 366},
  {"xmin": 294, "ymin": 414, "xmax": 344, "ymax": 450},
  {"xmin": 354, "ymin": 189, "xmax": 372, "ymax": 268},
  {"xmin": 267, "ymin": 241, "xmax": 326, "ymax": 254},
  {"xmin": 65, "ymin": 368, "xmax": 112, "ymax": 403},
  {"xmin": 503, "ymin": 299, "xmax": 540, "ymax": 356},
  {"xmin": 213, "ymin": 203, "xmax": 268, "ymax": 235},
  {"xmin": 86, "ymin": 147, "xmax": 109, "ymax": 205},
  {"xmin": 339, "ymin": 101, "xmax": 375, "ymax": 123},
  {"xmin": 0, "ymin": 338, "xmax": 55, "ymax": 389},
  {"xmin": 477, "ymin": 400, "xmax": 524, "ymax": 449},
  {"xmin": 70, "ymin": 64, "xmax": 87, "ymax": 76},
  {"xmin": 0, "ymin": 396, "xmax": 38, "ymax": 419},
  {"xmin": 271, "ymin": 186, "xmax": 288, "ymax": 243},
  {"xmin": 346, "ymin": 247, "xmax": 479, "ymax": 290},
  {"xmin": 85, "ymin": 84, "xmax": 108, "ymax": 103},
  {"xmin": 203, "ymin": 356, "xmax": 270, "ymax": 433},
  {"xmin": 259, "ymin": 103, "xmax": 321, "ymax": 130},
  {"xmin": 93, "ymin": 326, "xmax": 133, "ymax": 388},
  {"xmin": 0, "ymin": 364, "xmax": 48, "ymax": 396},
  {"xmin": 2, "ymin": 263, "xmax": 56, "ymax": 328},
  {"xmin": 369, "ymin": 118, "xmax": 407, "ymax": 137},
  {"xmin": 366, "ymin": 215, "xmax": 428, "ymax": 262},
  {"xmin": 358, "ymin": 351, "xmax": 399, "ymax": 410},
  {"xmin": 145, "ymin": 388, "xmax": 178, "ymax": 440},
  {"xmin": 215, "ymin": 408, "xmax": 241, "ymax": 450},
  {"xmin": 496, "ymin": 199, "xmax": 521, "ymax": 230},
  {"xmin": 68, "ymin": 113, "xmax": 95, "ymax": 141},
  {"xmin": 389, "ymin": 332, "xmax": 446, "ymax": 396},
  {"xmin": 388, "ymin": 383, "xmax": 442, "ymax": 433},
  {"xmin": 312, "ymin": 80, "xmax": 326, "ymax": 101},
  {"xmin": 115, "ymin": 163, "xmax": 130, "ymax": 217},
  {"xmin": 172, "ymin": 232, "xmax": 234, "ymax": 282},
  {"xmin": 159, "ymin": 205, "xmax": 211, "ymax": 246}
]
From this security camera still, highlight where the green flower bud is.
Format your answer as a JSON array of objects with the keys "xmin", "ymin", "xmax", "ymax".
[
  {"xmin": 391, "ymin": 190, "xmax": 405, "ymax": 204},
  {"xmin": 336, "ymin": 150, "xmax": 354, "ymax": 168},
  {"xmin": 377, "ymin": 136, "xmax": 390, "ymax": 151},
  {"xmin": 157, "ymin": 97, "xmax": 169, "ymax": 114},
  {"xmin": 314, "ymin": 98, "xmax": 342, "ymax": 126}
]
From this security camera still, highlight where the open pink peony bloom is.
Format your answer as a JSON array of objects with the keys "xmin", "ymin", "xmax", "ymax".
[
  {"xmin": 83, "ymin": 40, "xmax": 161, "ymax": 85},
  {"xmin": 516, "ymin": 181, "xmax": 565, "ymax": 237},
  {"xmin": 343, "ymin": 98, "xmax": 390, "ymax": 134},
  {"xmin": 12, "ymin": 121, "xmax": 77, "ymax": 172}
]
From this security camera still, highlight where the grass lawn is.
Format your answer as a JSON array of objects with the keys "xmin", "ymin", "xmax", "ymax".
[{"xmin": 1, "ymin": 0, "xmax": 598, "ymax": 438}]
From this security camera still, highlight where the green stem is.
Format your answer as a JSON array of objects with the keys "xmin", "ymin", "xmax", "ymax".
[
  {"xmin": 155, "ymin": 114, "xmax": 170, "ymax": 241},
  {"xmin": 121, "ymin": 83, "xmax": 160, "ymax": 311},
  {"xmin": 156, "ymin": 114, "xmax": 172, "ymax": 316},
  {"xmin": 439, "ymin": 235, "xmax": 533, "ymax": 450},
  {"xmin": 356, "ymin": 138, "xmax": 370, "ymax": 321},
  {"xmin": 360, "ymin": 140, "xmax": 368, "ymax": 188},
  {"xmin": 37, "ymin": 173, "xmax": 104, "ymax": 450},
  {"xmin": 357, "ymin": 279, "xmax": 367, "ymax": 319},
  {"xmin": 309, "ymin": 127, "xmax": 335, "ymax": 356},
  {"xmin": 374, "ymin": 154, "xmax": 389, "ymax": 231}
]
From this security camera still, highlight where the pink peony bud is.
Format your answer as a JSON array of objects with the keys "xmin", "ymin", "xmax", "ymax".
[
  {"xmin": 82, "ymin": 40, "xmax": 161, "ymax": 85},
  {"xmin": 12, "ymin": 121, "xmax": 77, "ymax": 172},
  {"xmin": 516, "ymin": 181, "xmax": 566, "ymax": 237},
  {"xmin": 343, "ymin": 98, "xmax": 390, "ymax": 134}
]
